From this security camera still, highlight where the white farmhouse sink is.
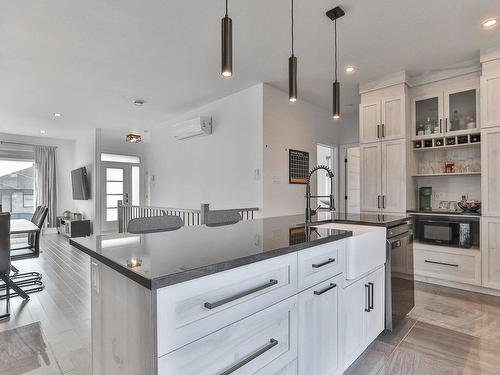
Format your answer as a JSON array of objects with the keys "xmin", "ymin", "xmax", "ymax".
[{"xmin": 318, "ymin": 223, "xmax": 386, "ymax": 280}]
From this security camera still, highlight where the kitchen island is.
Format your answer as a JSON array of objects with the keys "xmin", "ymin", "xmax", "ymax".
[{"xmin": 71, "ymin": 214, "xmax": 404, "ymax": 375}]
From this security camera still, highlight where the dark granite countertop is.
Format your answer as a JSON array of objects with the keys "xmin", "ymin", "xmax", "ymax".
[
  {"xmin": 70, "ymin": 215, "xmax": 352, "ymax": 290},
  {"xmin": 406, "ymin": 209, "xmax": 481, "ymax": 217},
  {"xmin": 312, "ymin": 211, "xmax": 411, "ymax": 227}
]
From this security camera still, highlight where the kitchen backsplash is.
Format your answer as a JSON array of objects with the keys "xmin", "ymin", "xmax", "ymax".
[{"xmin": 415, "ymin": 176, "xmax": 481, "ymax": 209}]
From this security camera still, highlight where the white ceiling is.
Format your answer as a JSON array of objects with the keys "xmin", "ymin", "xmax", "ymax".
[{"xmin": 1, "ymin": 0, "xmax": 500, "ymax": 140}]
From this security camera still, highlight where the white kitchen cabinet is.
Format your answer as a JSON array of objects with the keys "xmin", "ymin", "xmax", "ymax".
[
  {"xmin": 381, "ymin": 96, "xmax": 406, "ymax": 141},
  {"xmin": 360, "ymin": 97, "xmax": 405, "ymax": 144},
  {"xmin": 360, "ymin": 101, "xmax": 381, "ymax": 144},
  {"xmin": 480, "ymin": 75, "xmax": 500, "ymax": 129},
  {"xmin": 481, "ymin": 217, "xmax": 500, "ymax": 290},
  {"xmin": 342, "ymin": 266, "xmax": 385, "ymax": 369},
  {"xmin": 158, "ymin": 296, "xmax": 298, "ymax": 375},
  {"xmin": 411, "ymin": 86, "xmax": 479, "ymax": 139},
  {"xmin": 360, "ymin": 143, "xmax": 382, "ymax": 212},
  {"xmin": 381, "ymin": 139, "xmax": 406, "ymax": 214},
  {"xmin": 298, "ymin": 274, "xmax": 343, "ymax": 375},
  {"xmin": 361, "ymin": 139, "xmax": 406, "ymax": 214},
  {"xmin": 481, "ymin": 127, "xmax": 500, "ymax": 217}
]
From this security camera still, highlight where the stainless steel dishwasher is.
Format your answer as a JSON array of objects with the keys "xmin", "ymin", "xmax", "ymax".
[{"xmin": 385, "ymin": 221, "xmax": 414, "ymax": 331}]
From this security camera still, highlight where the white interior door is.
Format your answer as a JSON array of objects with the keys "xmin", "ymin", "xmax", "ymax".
[
  {"xmin": 101, "ymin": 162, "xmax": 138, "ymax": 233},
  {"xmin": 316, "ymin": 144, "xmax": 338, "ymax": 210},
  {"xmin": 346, "ymin": 147, "xmax": 360, "ymax": 213}
]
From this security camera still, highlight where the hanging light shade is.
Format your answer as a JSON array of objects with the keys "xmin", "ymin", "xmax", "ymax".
[
  {"xmin": 332, "ymin": 81, "xmax": 340, "ymax": 119},
  {"xmin": 288, "ymin": 0, "xmax": 297, "ymax": 102},
  {"xmin": 326, "ymin": 6, "xmax": 345, "ymax": 119},
  {"xmin": 221, "ymin": 0, "xmax": 232, "ymax": 77}
]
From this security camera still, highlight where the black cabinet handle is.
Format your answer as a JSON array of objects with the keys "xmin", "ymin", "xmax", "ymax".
[
  {"xmin": 382, "ymin": 123, "xmax": 385, "ymax": 138},
  {"xmin": 445, "ymin": 118, "xmax": 448, "ymax": 132},
  {"xmin": 377, "ymin": 195, "xmax": 381, "ymax": 209},
  {"xmin": 364, "ymin": 284, "xmax": 370, "ymax": 312},
  {"xmin": 204, "ymin": 279, "xmax": 278, "ymax": 309},
  {"xmin": 314, "ymin": 283, "xmax": 337, "ymax": 296},
  {"xmin": 368, "ymin": 282, "xmax": 374, "ymax": 310},
  {"xmin": 377, "ymin": 124, "xmax": 380, "ymax": 139},
  {"xmin": 220, "ymin": 339, "xmax": 278, "ymax": 375},
  {"xmin": 382, "ymin": 195, "xmax": 386, "ymax": 209},
  {"xmin": 439, "ymin": 118, "xmax": 442, "ymax": 133},
  {"xmin": 424, "ymin": 260, "xmax": 458, "ymax": 268},
  {"xmin": 312, "ymin": 258, "xmax": 335, "ymax": 269}
]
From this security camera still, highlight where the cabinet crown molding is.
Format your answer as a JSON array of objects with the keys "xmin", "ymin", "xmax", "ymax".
[{"xmin": 480, "ymin": 46, "xmax": 500, "ymax": 64}]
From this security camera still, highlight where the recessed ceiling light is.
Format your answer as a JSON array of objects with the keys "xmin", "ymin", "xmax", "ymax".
[
  {"xmin": 54, "ymin": 113, "xmax": 61, "ymax": 118},
  {"xmin": 133, "ymin": 99, "xmax": 145, "ymax": 106},
  {"xmin": 482, "ymin": 18, "xmax": 498, "ymax": 28},
  {"xmin": 40, "ymin": 130, "xmax": 46, "ymax": 134},
  {"xmin": 126, "ymin": 133, "xmax": 142, "ymax": 143},
  {"xmin": 345, "ymin": 66, "xmax": 356, "ymax": 73}
]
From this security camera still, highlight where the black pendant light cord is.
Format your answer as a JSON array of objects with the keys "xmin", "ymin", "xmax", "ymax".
[
  {"xmin": 334, "ymin": 18, "xmax": 338, "ymax": 82},
  {"xmin": 225, "ymin": 0, "xmax": 228, "ymax": 16},
  {"xmin": 291, "ymin": 0, "xmax": 294, "ymax": 56}
]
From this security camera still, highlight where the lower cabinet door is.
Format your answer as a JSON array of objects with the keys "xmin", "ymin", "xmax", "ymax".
[
  {"xmin": 342, "ymin": 278, "xmax": 366, "ymax": 369},
  {"xmin": 364, "ymin": 266, "xmax": 386, "ymax": 345},
  {"xmin": 158, "ymin": 296, "xmax": 298, "ymax": 375},
  {"xmin": 298, "ymin": 274, "xmax": 342, "ymax": 375}
]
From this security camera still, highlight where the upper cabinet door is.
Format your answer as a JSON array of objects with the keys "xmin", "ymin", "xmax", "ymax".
[
  {"xmin": 412, "ymin": 93, "xmax": 443, "ymax": 139},
  {"xmin": 360, "ymin": 143, "xmax": 382, "ymax": 213},
  {"xmin": 360, "ymin": 101, "xmax": 381, "ymax": 144},
  {"xmin": 381, "ymin": 97, "xmax": 405, "ymax": 141},
  {"xmin": 444, "ymin": 86, "xmax": 479, "ymax": 135},
  {"xmin": 481, "ymin": 75, "xmax": 500, "ymax": 129},
  {"xmin": 481, "ymin": 127, "xmax": 500, "ymax": 217},
  {"xmin": 381, "ymin": 139, "xmax": 406, "ymax": 214}
]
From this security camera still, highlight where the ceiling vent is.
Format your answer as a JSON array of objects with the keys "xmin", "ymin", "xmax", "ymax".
[{"xmin": 172, "ymin": 117, "xmax": 212, "ymax": 140}]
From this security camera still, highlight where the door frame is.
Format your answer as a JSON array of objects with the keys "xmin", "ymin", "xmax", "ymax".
[{"xmin": 339, "ymin": 143, "xmax": 360, "ymax": 214}]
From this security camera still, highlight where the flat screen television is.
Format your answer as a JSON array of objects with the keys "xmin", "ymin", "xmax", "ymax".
[{"xmin": 71, "ymin": 167, "xmax": 90, "ymax": 200}]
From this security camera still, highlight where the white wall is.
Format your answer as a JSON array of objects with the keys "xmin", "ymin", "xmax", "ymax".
[
  {"xmin": 73, "ymin": 130, "xmax": 96, "ymax": 223},
  {"xmin": 148, "ymin": 84, "xmax": 264, "ymax": 211},
  {"xmin": 262, "ymin": 84, "xmax": 340, "ymax": 217},
  {"xmin": 337, "ymin": 111, "xmax": 360, "ymax": 145},
  {"xmin": 0, "ymin": 132, "xmax": 75, "ymax": 216}
]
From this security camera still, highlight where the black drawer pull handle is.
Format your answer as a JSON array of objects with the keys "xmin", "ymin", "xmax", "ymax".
[
  {"xmin": 368, "ymin": 282, "xmax": 374, "ymax": 310},
  {"xmin": 312, "ymin": 258, "xmax": 335, "ymax": 268},
  {"xmin": 220, "ymin": 339, "xmax": 278, "ymax": 375},
  {"xmin": 424, "ymin": 260, "xmax": 459, "ymax": 268},
  {"xmin": 364, "ymin": 284, "xmax": 370, "ymax": 312},
  {"xmin": 204, "ymin": 279, "xmax": 278, "ymax": 309},
  {"xmin": 314, "ymin": 283, "xmax": 337, "ymax": 296}
]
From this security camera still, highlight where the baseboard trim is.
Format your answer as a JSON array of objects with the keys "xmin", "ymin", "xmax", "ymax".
[{"xmin": 415, "ymin": 275, "xmax": 500, "ymax": 297}]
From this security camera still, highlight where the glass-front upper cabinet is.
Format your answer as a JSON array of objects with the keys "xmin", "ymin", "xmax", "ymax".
[
  {"xmin": 444, "ymin": 87, "xmax": 479, "ymax": 135},
  {"xmin": 412, "ymin": 93, "xmax": 443, "ymax": 139}
]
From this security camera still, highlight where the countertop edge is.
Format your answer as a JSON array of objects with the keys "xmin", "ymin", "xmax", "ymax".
[{"xmin": 70, "ymin": 238, "xmax": 152, "ymax": 289}]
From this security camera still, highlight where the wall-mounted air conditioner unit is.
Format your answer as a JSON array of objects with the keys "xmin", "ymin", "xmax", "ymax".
[{"xmin": 172, "ymin": 116, "xmax": 212, "ymax": 140}]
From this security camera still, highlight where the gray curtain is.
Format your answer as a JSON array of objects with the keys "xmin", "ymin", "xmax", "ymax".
[{"xmin": 34, "ymin": 146, "xmax": 57, "ymax": 227}]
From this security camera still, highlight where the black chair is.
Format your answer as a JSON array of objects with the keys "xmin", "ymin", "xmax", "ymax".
[
  {"xmin": 12, "ymin": 206, "xmax": 48, "ymax": 260},
  {"xmin": 127, "ymin": 215, "xmax": 184, "ymax": 234},
  {"xmin": 0, "ymin": 213, "xmax": 31, "ymax": 320},
  {"xmin": 205, "ymin": 209, "xmax": 242, "ymax": 227}
]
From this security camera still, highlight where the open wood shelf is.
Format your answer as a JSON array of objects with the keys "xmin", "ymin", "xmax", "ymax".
[{"xmin": 412, "ymin": 172, "xmax": 481, "ymax": 177}]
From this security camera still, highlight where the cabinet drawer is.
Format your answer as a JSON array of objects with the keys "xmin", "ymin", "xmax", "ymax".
[
  {"xmin": 157, "ymin": 253, "xmax": 298, "ymax": 356},
  {"xmin": 298, "ymin": 240, "xmax": 344, "ymax": 289},
  {"xmin": 158, "ymin": 296, "xmax": 298, "ymax": 375},
  {"xmin": 415, "ymin": 248, "xmax": 480, "ymax": 285}
]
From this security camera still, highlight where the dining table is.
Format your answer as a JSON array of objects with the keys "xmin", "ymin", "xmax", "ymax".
[
  {"xmin": 10, "ymin": 219, "xmax": 40, "ymax": 235},
  {"xmin": 9, "ymin": 219, "xmax": 41, "ymax": 258}
]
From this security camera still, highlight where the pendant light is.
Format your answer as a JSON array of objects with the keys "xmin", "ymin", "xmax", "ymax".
[
  {"xmin": 326, "ymin": 6, "xmax": 344, "ymax": 119},
  {"xmin": 221, "ymin": 0, "xmax": 232, "ymax": 77},
  {"xmin": 288, "ymin": 0, "xmax": 297, "ymax": 102}
]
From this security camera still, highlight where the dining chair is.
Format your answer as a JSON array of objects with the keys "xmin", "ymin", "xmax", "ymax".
[
  {"xmin": 205, "ymin": 209, "xmax": 242, "ymax": 227},
  {"xmin": 127, "ymin": 215, "xmax": 184, "ymax": 234},
  {"xmin": 0, "ymin": 212, "xmax": 31, "ymax": 319}
]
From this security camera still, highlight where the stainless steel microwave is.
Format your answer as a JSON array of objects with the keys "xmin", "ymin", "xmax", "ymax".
[{"xmin": 413, "ymin": 215, "xmax": 479, "ymax": 249}]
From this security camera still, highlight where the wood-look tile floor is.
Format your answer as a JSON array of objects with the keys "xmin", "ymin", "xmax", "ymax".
[
  {"xmin": 1, "ymin": 234, "xmax": 500, "ymax": 374},
  {"xmin": 346, "ymin": 281, "xmax": 500, "ymax": 375}
]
